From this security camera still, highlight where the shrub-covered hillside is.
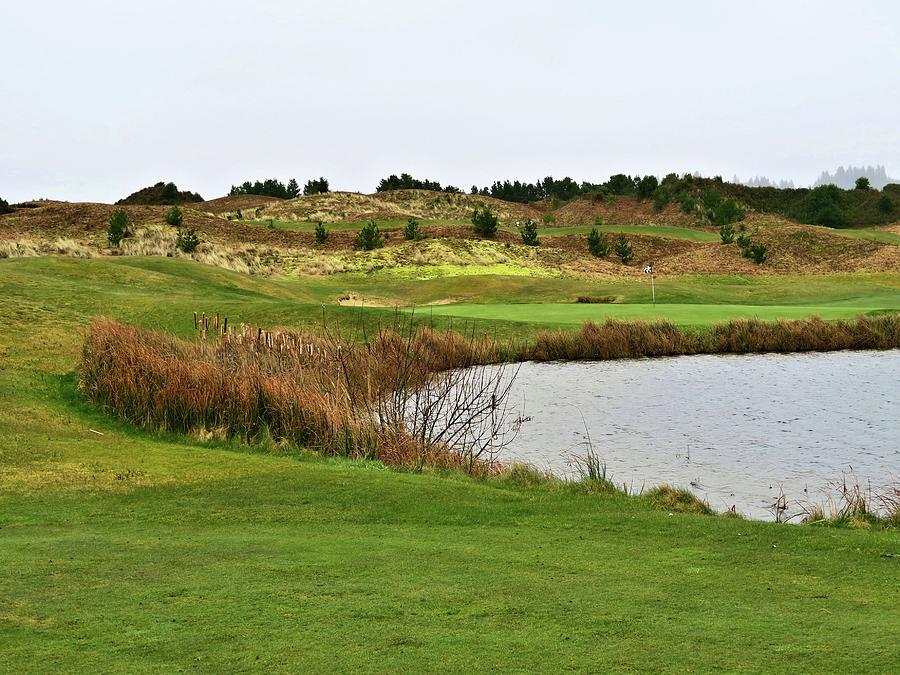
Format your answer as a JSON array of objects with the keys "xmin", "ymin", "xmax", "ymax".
[{"xmin": 116, "ymin": 181, "xmax": 204, "ymax": 206}]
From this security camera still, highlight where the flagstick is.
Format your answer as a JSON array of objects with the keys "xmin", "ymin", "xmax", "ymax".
[{"xmin": 651, "ymin": 273, "xmax": 656, "ymax": 306}]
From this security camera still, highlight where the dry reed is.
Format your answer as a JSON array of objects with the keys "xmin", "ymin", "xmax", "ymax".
[
  {"xmin": 529, "ymin": 314, "xmax": 900, "ymax": 361},
  {"xmin": 79, "ymin": 318, "xmax": 510, "ymax": 474}
]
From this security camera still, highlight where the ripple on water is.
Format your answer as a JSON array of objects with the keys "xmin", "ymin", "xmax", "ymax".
[{"xmin": 491, "ymin": 350, "xmax": 900, "ymax": 520}]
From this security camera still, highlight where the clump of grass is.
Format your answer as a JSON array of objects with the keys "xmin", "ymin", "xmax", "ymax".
[
  {"xmin": 644, "ymin": 486, "xmax": 715, "ymax": 515},
  {"xmin": 496, "ymin": 463, "xmax": 556, "ymax": 489},
  {"xmin": 574, "ymin": 295, "xmax": 618, "ymax": 304},
  {"xmin": 0, "ymin": 240, "xmax": 41, "ymax": 258},
  {"xmin": 798, "ymin": 477, "xmax": 899, "ymax": 529},
  {"xmin": 52, "ymin": 238, "xmax": 95, "ymax": 258}
]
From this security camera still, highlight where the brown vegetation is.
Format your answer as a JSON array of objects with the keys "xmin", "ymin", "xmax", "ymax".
[
  {"xmin": 260, "ymin": 190, "xmax": 541, "ymax": 225},
  {"xmin": 552, "ymin": 195, "xmax": 698, "ymax": 227},
  {"xmin": 529, "ymin": 315, "xmax": 900, "ymax": 361},
  {"xmin": 79, "ymin": 318, "xmax": 512, "ymax": 475},
  {"xmin": 3, "ymin": 191, "xmax": 899, "ymax": 277}
]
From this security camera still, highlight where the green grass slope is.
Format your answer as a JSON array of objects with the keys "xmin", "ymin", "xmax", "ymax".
[{"xmin": 1, "ymin": 256, "xmax": 899, "ymax": 671}]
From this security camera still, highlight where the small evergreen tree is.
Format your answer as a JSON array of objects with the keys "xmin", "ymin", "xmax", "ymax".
[
  {"xmin": 637, "ymin": 175, "xmax": 659, "ymax": 200},
  {"xmin": 403, "ymin": 218, "xmax": 422, "ymax": 241},
  {"xmin": 287, "ymin": 179, "xmax": 301, "ymax": 198},
  {"xmin": 877, "ymin": 195, "xmax": 894, "ymax": 213},
  {"xmin": 614, "ymin": 234, "xmax": 634, "ymax": 263},
  {"xmin": 107, "ymin": 209, "xmax": 130, "ymax": 246},
  {"xmin": 165, "ymin": 205, "xmax": 183, "ymax": 227},
  {"xmin": 355, "ymin": 221, "xmax": 384, "ymax": 250},
  {"xmin": 314, "ymin": 221, "xmax": 328, "ymax": 244},
  {"xmin": 303, "ymin": 177, "xmax": 330, "ymax": 196},
  {"xmin": 679, "ymin": 193, "xmax": 697, "ymax": 214},
  {"xmin": 605, "ymin": 174, "xmax": 636, "ymax": 195},
  {"xmin": 0, "ymin": 197, "xmax": 12, "ymax": 214},
  {"xmin": 472, "ymin": 207, "xmax": 498, "ymax": 238},
  {"xmin": 746, "ymin": 242, "xmax": 768, "ymax": 264},
  {"xmin": 855, "ymin": 177, "xmax": 870, "ymax": 190},
  {"xmin": 719, "ymin": 222, "xmax": 735, "ymax": 244},
  {"xmin": 519, "ymin": 219, "xmax": 539, "ymax": 246},
  {"xmin": 736, "ymin": 232, "xmax": 752, "ymax": 251},
  {"xmin": 652, "ymin": 186, "xmax": 671, "ymax": 211},
  {"xmin": 175, "ymin": 228, "xmax": 200, "ymax": 253},
  {"xmin": 587, "ymin": 228, "xmax": 609, "ymax": 257}
]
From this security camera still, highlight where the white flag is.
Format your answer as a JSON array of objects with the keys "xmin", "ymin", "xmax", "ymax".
[{"xmin": 643, "ymin": 264, "xmax": 653, "ymax": 274}]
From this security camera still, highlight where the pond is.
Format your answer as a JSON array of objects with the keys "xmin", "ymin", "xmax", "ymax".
[{"xmin": 494, "ymin": 350, "xmax": 900, "ymax": 520}]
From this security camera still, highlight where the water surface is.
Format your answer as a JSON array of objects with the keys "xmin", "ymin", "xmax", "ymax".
[{"xmin": 496, "ymin": 350, "xmax": 899, "ymax": 520}]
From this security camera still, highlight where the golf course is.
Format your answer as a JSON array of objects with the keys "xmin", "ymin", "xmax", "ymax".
[
  {"xmin": 7, "ymin": 2, "xmax": 900, "ymax": 670},
  {"xmin": 2, "ymin": 241, "xmax": 899, "ymax": 670}
]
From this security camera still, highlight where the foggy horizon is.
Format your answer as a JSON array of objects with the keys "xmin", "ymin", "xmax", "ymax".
[{"xmin": 3, "ymin": 0, "xmax": 899, "ymax": 203}]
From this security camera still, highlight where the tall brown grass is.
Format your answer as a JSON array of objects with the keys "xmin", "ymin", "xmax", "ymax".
[
  {"xmin": 529, "ymin": 314, "xmax": 900, "ymax": 361},
  {"xmin": 79, "ymin": 318, "xmax": 510, "ymax": 474}
]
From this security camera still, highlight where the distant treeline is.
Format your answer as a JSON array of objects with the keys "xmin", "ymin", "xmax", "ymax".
[
  {"xmin": 375, "ymin": 172, "xmax": 670, "ymax": 202},
  {"xmin": 116, "ymin": 181, "xmax": 204, "ymax": 206},
  {"xmin": 229, "ymin": 177, "xmax": 330, "ymax": 199},
  {"xmin": 373, "ymin": 171, "xmax": 897, "ymax": 227},
  {"xmin": 814, "ymin": 165, "xmax": 898, "ymax": 191},
  {"xmin": 711, "ymin": 178, "xmax": 898, "ymax": 228},
  {"xmin": 376, "ymin": 173, "xmax": 459, "ymax": 193}
]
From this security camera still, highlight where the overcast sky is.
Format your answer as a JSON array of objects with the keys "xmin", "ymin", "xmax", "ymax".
[{"xmin": 2, "ymin": 0, "xmax": 898, "ymax": 203}]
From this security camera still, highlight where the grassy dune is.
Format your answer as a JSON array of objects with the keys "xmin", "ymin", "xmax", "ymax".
[{"xmin": 2, "ymin": 256, "xmax": 900, "ymax": 671}]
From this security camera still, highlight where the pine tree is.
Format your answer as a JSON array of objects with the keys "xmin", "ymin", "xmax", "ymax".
[
  {"xmin": 107, "ymin": 209, "xmax": 130, "ymax": 246},
  {"xmin": 614, "ymin": 234, "xmax": 634, "ymax": 264},
  {"xmin": 314, "ymin": 221, "xmax": 328, "ymax": 244},
  {"xmin": 471, "ymin": 207, "xmax": 498, "ymax": 238},
  {"xmin": 587, "ymin": 228, "xmax": 609, "ymax": 257}
]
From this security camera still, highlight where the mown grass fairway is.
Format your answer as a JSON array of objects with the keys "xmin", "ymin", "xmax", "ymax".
[
  {"xmin": 415, "ymin": 301, "xmax": 897, "ymax": 327},
  {"xmin": 827, "ymin": 227, "xmax": 900, "ymax": 246},
  {"xmin": 2, "ymin": 256, "xmax": 900, "ymax": 671}
]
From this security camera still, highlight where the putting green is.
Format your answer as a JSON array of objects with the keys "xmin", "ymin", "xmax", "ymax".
[{"xmin": 414, "ymin": 302, "xmax": 894, "ymax": 327}]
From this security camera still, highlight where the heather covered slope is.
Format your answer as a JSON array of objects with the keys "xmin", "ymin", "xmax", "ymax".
[{"xmin": 3, "ymin": 194, "xmax": 900, "ymax": 278}]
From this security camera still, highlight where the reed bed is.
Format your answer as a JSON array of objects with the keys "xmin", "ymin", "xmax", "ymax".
[
  {"xmin": 529, "ymin": 314, "xmax": 900, "ymax": 361},
  {"xmin": 79, "ymin": 318, "xmax": 511, "ymax": 474}
]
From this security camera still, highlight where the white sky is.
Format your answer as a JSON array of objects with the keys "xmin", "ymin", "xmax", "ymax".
[{"xmin": 2, "ymin": 0, "xmax": 898, "ymax": 202}]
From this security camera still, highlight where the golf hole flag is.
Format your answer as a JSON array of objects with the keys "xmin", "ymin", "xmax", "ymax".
[{"xmin": 643, "ymin": 264, "xmax": 653, "ymax": 274}]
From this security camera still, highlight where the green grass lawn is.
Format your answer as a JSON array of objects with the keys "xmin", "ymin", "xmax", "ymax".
[
  {"xmin": 2, "ymin": 256, "xmax": 899, "ymax": 671},
  {"xmin": 414, "ymin": 301, "xmax": 897, "ymax": 327},
  {"xmin": 827, "ymin": 227, "xmax": 900, "ymax": 245}
]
